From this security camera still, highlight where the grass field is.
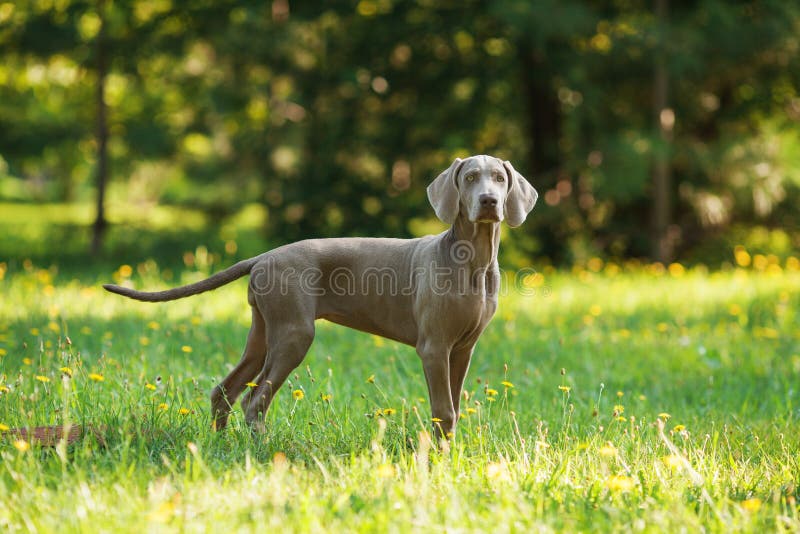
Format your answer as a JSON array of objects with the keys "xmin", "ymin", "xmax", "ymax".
[{"xmin": 1, "ymin": 222, "xmax": 799, "ymax": 531}]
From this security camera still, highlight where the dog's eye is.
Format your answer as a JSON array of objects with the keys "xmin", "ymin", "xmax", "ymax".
[
  {"xmin": 465, "ymin": 174, "xmax": 477, "ymax": 182},
  {"xmin": 496, "ymin": 175, "xmax": 505, "ymax": 182}
]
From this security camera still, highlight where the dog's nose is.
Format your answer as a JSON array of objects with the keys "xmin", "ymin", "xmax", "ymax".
[{"xmin": 479, "ymin": 194, "xmax": 498, "ymax": 208}]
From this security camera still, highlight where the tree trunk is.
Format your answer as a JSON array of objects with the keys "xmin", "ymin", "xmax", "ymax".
[
  {"xmin": 652, "ymin": 0, "xmax": 673, "ymax": 263},
  {"xmin": 91, "ymin": 0, "xmax": 109, "ymax": 256}
]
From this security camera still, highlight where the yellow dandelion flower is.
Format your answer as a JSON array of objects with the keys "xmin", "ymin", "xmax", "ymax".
[
  {"xmin": 139, "ymin": 337, "xmax": 150, "ymax": 346},
  {"xmin": 245, "ymin": 382, "xmax": 258, "ymax": 388},
  {"xmin": 614, "ymin": 404, "xmax": 624, "ymax": 414},
  {"xmin": 0, "ymin": 423, "xmax": 9, "ymax": 431},
  {"xmin": 145, "ymin": 383, "xmax": 157, "ymax": 391},
  {"xmin": 35, "ymin": 375, "xmax": 50, "ymax": 383},
  {"xmin": 292, "ymin": 389, "xmax": 304, "ymax": 400},
  {"xmin": 501, "ymin": 381, "xmax": 514, "ymax": 388},
  {"xmin": 23, "ymin": 358, "xmax": 32, "ymax": 365},
  {"xmin": 382, "ymin": 408, "xmax": 396, "ymax": 416},
  {"xmin": 14, "ymin": 439, "xmax": 30, "ymax": 452},
  {"xmin": 0, "ymin": 385, "xmax": 9, "ymax": 393},
  {"xmin": 658, "ymin": 412, "xmax": 671, "ymax": 420},
  {"xmin": 599, "ymin": 444, "xmax": 617, "ymax": 456},
  {"xmin": 605, "ymin": 475, "xmax": 635, "ymax": 492},
  {"xmin": 616, "ymin": 391, "xmax": 624, "ymax": 397},
  {"xmin": 118, "ymin": 264, "xmax": 133, "ymax": 278},
  {"xmin": 366, "ymin": 374, "xmax": 375, "ymax": 383},
  {"xmin": 89, "ymin": 373, "xmax": 104, "ymax": 382},
  {"xmin": 431, "ymin": 417, "xmax": 443, "ymax": 423},
  {"xmin": 47, "ymin": 321, "xmax": 60, "ymax": 333},
  {"xmin": 558, "ymin": 385, "xmax": 571, "ymax": 393},
  {"xmin": 179, "ymin": 408, "xmax": 190, "ymax": 415},
  {"xmin": 741, "ymin": 498, "xmax": 762, "ymax": 512},
  {"xmin": 616, "ymin": 416, "xmax": 626, "ymax": 422},
  {"xmin": 662, "ymin": 455, "xmax": 682, "ymax": 468},
  {"xmin": 321, "ymin": 393, "xmax": 332, "ymax": 402},
  {"xmin": 59, "ymin": 367, "xmax": 73, "ymax": 376},
  {"xmin": 181, "ymin": 345, "xmax": 192, "ymax": 353},
  {"xmin": 734, "ymin": 246, "xmax": 751, "ymax": 267},
  {"xmin": 673, "ymin": 424, "xmax": 686, "ymax": 432},
  {"xmin": 486, "ymin": 397, "xmax": 496, "ymax": 402},
  {"xmin": 158, "ymin": 403, "xmax": 168, "ymax": 411},
  {"xmin": 190, "ymin": 316, "xmax": 202, "ymax": 326},
  {"xmin": 376, "ymin": 463, "xmax": 395, "ymax": 478},
  {"xmin": 0, "ymin": 348, "xmax": 6, "ymax": 356},
  {"xmin": 486, "ymin": 388, "xmax": 498, "ymax": 396},
  {"xmin": 466, "ymin": 407, "xmax": 477, "ymax": 414},
  {"xmin": 147, "ymin": 321, "xmax": 160, "ymax": 330},
  {"xmin": 29, "ymin": 328, "xmax": 40, "ymax": 336},
  {"xmin": 589, "ymin": 304, "xmax": 602, "ymax": 317}
]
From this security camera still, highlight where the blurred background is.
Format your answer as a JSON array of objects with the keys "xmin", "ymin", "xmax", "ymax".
[{"xmin": 1, "ymin": 0, "xmax": 798, "ymax": 271}]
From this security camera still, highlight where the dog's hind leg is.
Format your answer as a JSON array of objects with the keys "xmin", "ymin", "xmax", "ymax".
[
  {"xmin": 243, "ymin": 320, "xmax": 315, "ymax": 432},
  {"xmin": 210, "ymin": 292, "xmax": 267, "ymax": 430}
]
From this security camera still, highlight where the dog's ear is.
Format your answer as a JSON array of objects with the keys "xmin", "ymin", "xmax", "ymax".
[
  {"xmin": 427, "ymin": 158, "xmax": 464, "ymax": 224},
  {"xmin": 502, "ymin": 161, "xmax": 538, "ymax": 227}
]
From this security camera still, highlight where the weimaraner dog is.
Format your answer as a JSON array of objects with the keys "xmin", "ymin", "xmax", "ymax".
[{"xmin": 104, "ymin": 155, "xmax": 538, "ymax": 438}]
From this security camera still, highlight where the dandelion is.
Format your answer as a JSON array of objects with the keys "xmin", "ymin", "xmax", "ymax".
[
  {"xmin": 35, "ymin": 375, "xmax": 50, "ymax": 383},
  {"xmin": 147, "ymin": 321, "xmax": 160, "ymax": 330},
  {"xmin": 673, "ymin": 424, "xmax": 686, "ymax": 432},
  {"xmin": 658, "ymin": 412, "xmax": 671, "ymax": 420},
  {"xmin": 431, "ymin": 417, "xmax": 442, "ymax": 423},
  {"xmin": 59, "ymin": 367, "xmax": 73, "ymax": 376},
  {"xmin": 656, "ymin": 322, "xmax": 669, "ymax": 332},
  {"xmin": 179, "ymin": 408, "xmax": 191, "ymax": 415},
  {"xmin": 47, "ymin": 321, "xmax": 60, "ymax": 333},
  {"xmin": 139, "ymin": 337, "xmax": 150, "ymax": 346},
  {"xmin": 0, "ymin": 348, "xmax": 6, "ymax": 356},
  {"xmin": 145, "ymin": 383, "xmax": 157, "ymax": 391},
  {"xmin": 366, "ymin": 374, "xmax": 375, "ymax": 383},
  {"xmin": 382, "ymin": 408, "xmax": 396, "ymax": 416},
  {"xmin": 501, "ymin": 381, "xmax": 514, "ymax": 388},
  {"xmin": 662, "ymin": 455, "xmax": 681, "ymax": 468},
  {"xmin": 741, "ymin": 498, "xmax": 762, "ymax": 512},
  {"xmin": 181, "ymin": 345, "xmax": 193, "ymax": 353},
  {"xmin": 589, "ymin": 304, "xmax": 602, "ymax": 317},
  {"xmin": 376, "ymin": 464, "xmax": 395, "ymax": 478},
  {"xmin": 89, "ymin": 373, "xmax": 104, "ymax": 382},
  {"xmin": 246, "ymin": 382, "xmax": 258, "ymax": 388},
  {"xmin": 605, "ymin": 475, "xmax": 635, "ymax": 492},
  {"xmin": 0, "ymin": 385, "xmax": 9, "ymax": 393},
  {"xmin": 616, "ymin": 416, "xmax": 626, "ymax": 422},
  {"xmin": 599, "ymin": 444, "xmax": 617, "ymax": 457},
  {"xmin": 613, "ymin": 404, "xmax": 624, "ymax": 414},
  {"xmin": 616, "ymin": 391, "xmax": 624, "ymax": 397},
  {"xmin": 321, "ymin": 393, "xmax": 332, "ymax": 402},
  {"xmin": 558, "ymin": 385, "xmax": 571, "ymax": 393},
  {"xmin": 486, "ymin": 388, "xmax": 498, "ymax": 396},
  {"xmin": 466, "ymin": 407, "xmax": 477, "ymax": 414},
  {"xmin": 23, "ymin": 358, "xmax": 32, "ymax": 365},
  {"xmin": 118, "ymin": 264, "xmax": 133, "ymax": 278},
  {"xmin": 14, "ymin": 439, "xmax": 30, "ymax": 452},
  {"xmin": 158, "ymin": 403, "xmax": 168, "ymax": 411},
  {"xmin": 292, "ymin": 389, "xmax": 305, "ymax": 400},
  {"xmin": 0, "ymin": 423, "xmax": 9, "ymax": 431}
]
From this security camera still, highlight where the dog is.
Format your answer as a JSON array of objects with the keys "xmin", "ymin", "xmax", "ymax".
[{"xmin": 104, "ymin": 155, "xmax": 538, "ymax": 438}]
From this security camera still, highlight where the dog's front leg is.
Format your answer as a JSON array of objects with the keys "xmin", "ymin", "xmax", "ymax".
[{"xmin": 417, "ymin": 342, "xmax": 456, "ymax": 441}]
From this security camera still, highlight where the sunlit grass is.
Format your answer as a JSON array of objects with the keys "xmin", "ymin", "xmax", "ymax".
[{"xmin": 0, "ymin": 255, "xmax": 799, "ymax": 531}]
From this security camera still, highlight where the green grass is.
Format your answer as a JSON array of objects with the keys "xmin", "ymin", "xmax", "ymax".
[{"xmin": 1, "ymin": 238, "xmax": 799, "ymax": 531}]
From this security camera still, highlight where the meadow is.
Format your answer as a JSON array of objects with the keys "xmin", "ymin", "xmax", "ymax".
[{"xmin": 0, "ymin": 204, "xmax": 798, "ymax": 532}]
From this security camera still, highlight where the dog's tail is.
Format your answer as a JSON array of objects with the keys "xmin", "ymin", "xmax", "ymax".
[{"xmin": 103, "ymin": 256, "xmax": 260, "ymax": 302}]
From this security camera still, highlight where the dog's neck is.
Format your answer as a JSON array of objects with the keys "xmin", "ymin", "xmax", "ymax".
[{"xmin": 449, "ymin": 215, "xmax": 501, "ymax": 270}]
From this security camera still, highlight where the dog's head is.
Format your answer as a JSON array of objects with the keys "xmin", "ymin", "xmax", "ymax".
[{"xmin": 427, "ymin": 155, "xmax": 538, "ymax": 227}]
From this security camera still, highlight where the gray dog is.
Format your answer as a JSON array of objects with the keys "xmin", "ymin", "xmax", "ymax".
[{"xmin": 104, "ymin": 155, "xmax": 538, "ymax": 438}]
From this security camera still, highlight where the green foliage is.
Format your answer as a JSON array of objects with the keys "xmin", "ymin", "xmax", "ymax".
[{"xmin": 1, "ymin": 1, "xmax": 799, "ymax": 262}]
